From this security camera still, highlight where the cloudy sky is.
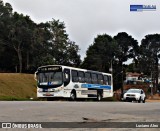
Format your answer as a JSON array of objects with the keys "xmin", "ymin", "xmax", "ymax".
[{"xmin": 3, "ymin": 0, "xmax": 160, "ymax": 60}]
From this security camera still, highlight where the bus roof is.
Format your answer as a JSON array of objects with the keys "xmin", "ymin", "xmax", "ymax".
[{"xmin": 37, "ymin": 65, "xmax": 111, "ymax": 75}]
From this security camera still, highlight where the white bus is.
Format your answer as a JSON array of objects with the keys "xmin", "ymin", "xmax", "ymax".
[{"xmin": 34, "ymin": 65, "xmax": 113, "ymax": 101}]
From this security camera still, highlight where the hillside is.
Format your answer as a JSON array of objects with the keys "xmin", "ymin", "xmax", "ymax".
[{"xmin": 0, "ymin": 73, "xmax": 37, "ymax": 100}]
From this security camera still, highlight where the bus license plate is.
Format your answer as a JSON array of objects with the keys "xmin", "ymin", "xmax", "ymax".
[{"xmin": 44, "ymin": 93, "xmax": 53, "ymax": 96}]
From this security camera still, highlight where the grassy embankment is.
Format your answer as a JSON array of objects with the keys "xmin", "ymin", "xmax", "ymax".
[{"xmin": 0, "ymin": 73, "xmax": 37, "ymax": 100}]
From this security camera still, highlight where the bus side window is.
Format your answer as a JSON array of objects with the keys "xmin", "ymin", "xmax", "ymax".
[
  {"xmin": 91, "ymin": 73, "xmax": 98, "ymax": 84},
  {"xmin": 108, "ymin": 76, "xmax": 111, "ymax": 85},
  {"xmin": 104, "ymin": 75, "xmax": 108, "ymax": 85},
  {"xmin": 78, "ymin": 71, "xmax": 85, "ymax": 83},
  {"xmin": 64, "ymin": 68, "xmax": 70, "ymax": 86},
  {"xmin": 72, "ymin": 70, "xmax": 78, "ymax": 82},
  {"xmin": 85, "ymin": 72, "xmax": 91, "ymax": 83},
  {"xmin": 98, "ymin": 74, "xmax": 103, "ymax": 85}
]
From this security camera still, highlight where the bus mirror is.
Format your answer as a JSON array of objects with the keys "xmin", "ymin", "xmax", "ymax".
[
  {"xmin": 64, "ymin": 73, "xmax": 69, "ymax": 82},
  {"xmin": 34, "ymin": 71, "xmax": 38, "ymax": 81},
  {"xmin": 65, "ymin": 74, "xmax": 69, "ymax": 79}
]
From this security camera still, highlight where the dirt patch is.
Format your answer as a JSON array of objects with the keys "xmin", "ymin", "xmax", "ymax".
[
  {"xmin": 146, "ymin": 99, "xmax": 160, "ymax": 102},
  {"xmin": 146, "ymin": 93, "xmax": 160, "ymax": 102}
]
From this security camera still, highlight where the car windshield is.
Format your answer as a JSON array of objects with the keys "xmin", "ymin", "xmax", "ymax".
[
  {"xmin": 127, "ymin": 89, "xmax": 141, "ymax": 93},
  {"xmin": 38, "ymin": 72, "xmax": 63, "ymax": 86}
]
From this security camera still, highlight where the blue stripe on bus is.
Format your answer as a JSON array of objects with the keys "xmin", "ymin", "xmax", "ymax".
[{"xmin": 81, "ymin": 84, "xmax": 111, "ymax": 90}]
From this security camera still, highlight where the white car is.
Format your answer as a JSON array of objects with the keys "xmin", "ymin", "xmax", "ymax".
[{"xmin": 123, "ymin": 89, "xmax": 146, "ymax": 103}]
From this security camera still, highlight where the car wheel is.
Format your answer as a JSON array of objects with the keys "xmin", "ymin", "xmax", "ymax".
[
  {"xmin": 143, "ymin": 98, "xmax": 146, "ymax": 103},
  {"xmin": 138, "ymin": 97, "xmax": 141, "ymax": 103}
]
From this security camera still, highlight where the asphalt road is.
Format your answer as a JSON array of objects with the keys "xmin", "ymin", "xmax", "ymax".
[
  {"xmin": 0, "ymin": 101, "xmax": 160, "ymax": 130},
  {"xmin": 0, "ymin": 101, "xmax": 160, "ymax": 122}
]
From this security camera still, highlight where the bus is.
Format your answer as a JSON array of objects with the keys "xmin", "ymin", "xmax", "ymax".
[{"xmin": 34, "ymin": 65, "xmax": 113, "ymax": 101}]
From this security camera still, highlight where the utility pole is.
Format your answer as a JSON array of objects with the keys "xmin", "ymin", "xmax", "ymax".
[
  {"xmin": 151, "ymin": 71, "xmax": 153, "ymax": 96},
  {"xmin": 121, "ymin": 63, "xmax": 124, "ymax": 94},
  {"xmin": 110, "ymin": 59, "xmax": 113, "ymax": 94}
]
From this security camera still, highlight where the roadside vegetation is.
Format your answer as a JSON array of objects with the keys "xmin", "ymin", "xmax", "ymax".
[{"xmin": 0, "ymin": 73, "xmax": 37, "ymax": 100}]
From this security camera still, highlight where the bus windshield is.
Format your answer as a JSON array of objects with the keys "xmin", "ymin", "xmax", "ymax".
[{"xmin": 38, "ymin": 72, "xmax": 63, "ymax": 87}]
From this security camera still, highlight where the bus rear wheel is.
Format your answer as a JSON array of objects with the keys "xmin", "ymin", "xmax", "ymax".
[{"xmin": 70, "ymin": 91, "xmax": 76, "ymax": 101}]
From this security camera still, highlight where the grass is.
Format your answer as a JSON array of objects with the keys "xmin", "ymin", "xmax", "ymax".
[{"xmin": 0, "ymin": 73, "xmax": 37, "ymax": 100}]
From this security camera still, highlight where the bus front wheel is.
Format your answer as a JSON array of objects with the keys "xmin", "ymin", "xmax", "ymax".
[{"xmin": 97, "ymin": 92, "xmax": 102, "ymax": 101}]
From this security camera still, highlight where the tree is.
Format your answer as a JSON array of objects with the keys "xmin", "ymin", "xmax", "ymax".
[
  {"xmin": 0, "ymin": 1, "xmax": 13, "ymax": 43},
  {"xmin": 46, "ymin": 19, "xmax": 81, "ymax": 67},
  {"xmin": 8, "ymin": 12, "xmax": 34, "ymax": 73},
  {"xmin": 0, "ymin": 1, "xmax": 81, "ymax": 73},
  {"xmin": 64, "ymin": 40, "xmax": 81, "ymax": 67},
  {"xmin": 114, "ymin": 32, "xmax": 139, "ymax": 92},
  {"xmin": 31, "ymin": 19, "xmax": 81, "ymax": 68},
  {"xmin": 81, "ymin": 34, "xmax": 116, "ymax": 72},
  {"xmin": 139, "ymin": 34, "xmax": 160, "ymax": 92},
  {"xmin": 30, "ymin": 22, "xmax": 53, "ymax": 68},
  {"xmin": 126, "ymin": 63, "xmax": 140, "ymax": 73},
  {"xmin": 0, "ymin": 1, "xmax": 16, "ymax": 72}
]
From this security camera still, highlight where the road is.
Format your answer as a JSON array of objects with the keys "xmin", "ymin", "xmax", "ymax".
[{"xmin": 0, "ymin": 101, "xmax": 160, "ymax": 130}]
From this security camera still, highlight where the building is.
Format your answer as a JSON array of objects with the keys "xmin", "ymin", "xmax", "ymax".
[{"xmin": 126, "ymin": 72, "xmax": 142, "ymax": 82}]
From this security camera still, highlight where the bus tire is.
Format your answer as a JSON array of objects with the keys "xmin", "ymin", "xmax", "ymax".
[
  {"xmin": 70, "ymin": 90, "xmax": 76, "ymax": 101},
  {"xmin": 97, "ymin": 92, "xmax": 102, "ymax": 101}
]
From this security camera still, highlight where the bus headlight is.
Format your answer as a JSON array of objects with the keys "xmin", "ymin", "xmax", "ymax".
[
  {"xmin": 48, "ymin": 88, "xmax": 55, "ymax": 92},
  {"xmin": 38, "ymin": 88, "xmax": 43, "ymax": 92}
]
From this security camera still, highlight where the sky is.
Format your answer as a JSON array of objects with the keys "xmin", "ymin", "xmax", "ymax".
[{"xmin": 3, "ymin": 0, "xmax": 160, "ymax": 61}]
